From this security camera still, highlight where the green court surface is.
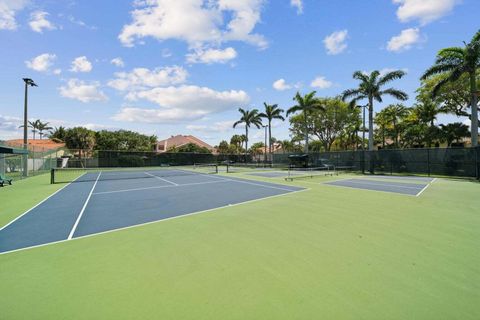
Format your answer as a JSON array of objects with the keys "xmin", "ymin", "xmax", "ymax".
[{"xmin": 0, "ymin": 173, "xmax": 479, "ymax": 319}]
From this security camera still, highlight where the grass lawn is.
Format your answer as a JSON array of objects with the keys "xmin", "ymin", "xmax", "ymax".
[{"xmin": 0, "ymin": 173, "xmax": 479, "ymax": 319}]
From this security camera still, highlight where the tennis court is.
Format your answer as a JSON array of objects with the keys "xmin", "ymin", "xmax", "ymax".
[
  {"xmin": 324, "ymin": 175, "xmax": 435, "ymax": 196},
  {"xmin": 0, "ymin": 167, "xmax": 304, "ymax": 254}
]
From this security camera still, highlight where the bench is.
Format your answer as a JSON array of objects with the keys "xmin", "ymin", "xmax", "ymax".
[{"xmin": 0, "ymin": 176, "xmax": 13, "ymax": 187}]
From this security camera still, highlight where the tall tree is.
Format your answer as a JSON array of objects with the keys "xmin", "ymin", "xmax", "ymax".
[
  {"xmin": 233, "ymin": 108, "xmax": 263, "ymax": 158},
  {"xmin": 64, "ymin": 127, "xmax": 96, "ymax": 158},
  {"xmin": 342, "ymin": 70, "xmax": 408, "ymax": 150},
  {"xmin": 383, "ymin": 104, "xmax": 409, "ymax": 148},
  {"xmin": 259, "ymin": 103, "xmax": 285, "ymax": 156},
  {"xmin": 421, "ymin": 29, "xmax": 480, "ymax": 146},
  {"xmin": 37, "ymin": 121, "xmax": 52, "ymax": 140},
  {"xmin": 440, "ymin": 123, "xmax": 470, "ymax": 146},
  {"xmin": 49, "ymin": 126, "xmax": 67, "ymax": 142},
  {"xmin": 286, "ymin": 91, "xmax": 323, "ymax": 153}
]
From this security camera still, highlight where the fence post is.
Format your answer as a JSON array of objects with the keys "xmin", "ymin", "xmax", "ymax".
[
  {"xmin": 427, "ymin": 148, "xmax": 431, "ymax": 177},
  {"xmin": 476, "ymin": 146, "xmax": 479, "ymax": 180}
]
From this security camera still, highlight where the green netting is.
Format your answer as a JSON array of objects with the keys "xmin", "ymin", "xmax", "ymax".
[{"xmin": 272, "ymin": 147, "xmax": 480, "ymax": 179}]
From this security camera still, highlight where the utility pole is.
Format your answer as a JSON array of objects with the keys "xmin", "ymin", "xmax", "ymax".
[
  {"xmin": 22, "ymin": 78, "xmax": 38, "ymax": 177},
  {"xmin": 263, "ymin": 125, "xmax": 268, "ymax": 165}
]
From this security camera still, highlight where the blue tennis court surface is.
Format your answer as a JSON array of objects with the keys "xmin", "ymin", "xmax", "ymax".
[
  {"xmin": 0, "ymin": 169, "xmax": 304, "ymax": 254},
  {"xmin": 324, "ymin": 177, "xmax": 433, "ymax": 196}
]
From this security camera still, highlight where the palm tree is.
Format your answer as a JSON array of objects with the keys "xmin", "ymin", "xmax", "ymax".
[
  {"xmin": 342, "ymin": 70, "xmax": 408, "ymax": 150},
  {"xmin": 259, "ymin": 103, "xmax": 285, "ymax": 156},
  {"xmin": 233, "ymin": 108, "xmax": 263, "ymax": 159},
  {"xmin": 37, "ymin": 121, "xmax": 52, "ymax": 140},
  {"xmin": 286, "ymin": 91, "xmax": 323, "ymax": 153},
  {"xmin": 421, "ymin": 29, "xmax": 480, "ymax": 146},
  {"xmin": 383, "ymin": 104, "xmax": 409, "ymax": 148}
]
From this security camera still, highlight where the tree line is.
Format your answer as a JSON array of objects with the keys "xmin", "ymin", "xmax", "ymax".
[{"xmin": 226, "ymin": 29, "xmax": 479, "ymax": 155}]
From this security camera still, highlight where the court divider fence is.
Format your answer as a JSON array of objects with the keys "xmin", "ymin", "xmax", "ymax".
[{"xmin": 51, "ymin": 146, "xmax": 480, "ymax": 180}]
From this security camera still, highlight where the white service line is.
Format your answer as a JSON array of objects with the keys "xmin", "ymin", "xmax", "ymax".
[
  {"xmin": 0, "ymin": 187, "xmax": 309, "ymax": 256},
  {"xmin": 415, "ymin": 178, "xmax": 437, "ymax": 197},
  {"xmin": 144, "ymin": 171, "xmax": 178, "ymax": 186},
  {"xmin": 342, "ymin": 179, "xmax": 425, "ymax": 190},
  {"xmin": 204, "ymin": 174, "xmax": 300, "ymax": 192},
  {"xmin": 93, "ymin": 179, "xmax": 228, "ymax": 195},
  {"xmin": 67, "ymin": 172, "xmax": 102, "ymax": 240}
]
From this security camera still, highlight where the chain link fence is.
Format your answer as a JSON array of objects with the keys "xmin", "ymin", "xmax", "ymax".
[{"xmin": 272, "ymin": 146, "xmax": 480, "ymax": 179}]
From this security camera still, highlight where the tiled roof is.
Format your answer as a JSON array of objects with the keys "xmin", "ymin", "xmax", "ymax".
[
  {"xmin": 5, "ymin": 139, "xmax": 65, "ymax": 151},
  {"xmin": 156, "ymin": 135, "xmax": 214, "ymax": 152}
]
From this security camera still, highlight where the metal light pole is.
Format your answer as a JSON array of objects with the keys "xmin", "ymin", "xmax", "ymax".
[
  {"xmin": 357, "ymin": 104, "xmax": 367, "ymax": 174},
  {"xmin": 22, "ymin": 78, "xmax": 38, "ymax": 177},
  {"xmin": 263, "ymin": 125, "xmax": 268, "ymax": 165}
]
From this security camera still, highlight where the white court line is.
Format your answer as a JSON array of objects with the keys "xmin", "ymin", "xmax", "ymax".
[
  {"xmin": 323, "ymin": 181, "xmax": 417, "ymax": 197},
  {"xmin": 144, "ymin": 171, "xmax": 178, "ymax": 186},
  {"xmin": 67, "ymin": 172, "xmax": 102, "ymax": 240},
  {"xmin": 93, "ymin": 179, "xmax": 228, "ymax": 195},
  {"xmin": 415, "ymin": 177, "xmax": 437, "ymax": 197},
  {"xmin": 0, "ymin": 188, "xmax": 309, "ymax": 256},
  {"xmin": 0, "ymin": 172, "xmax": 88, "ymax": 232},
  {"xmin": 341, "ymin": 179, "xmax": 425, "ymax": 190},
  {"xmin": 203, "ymin": 174, "xmax": 300, "ymax": 192}
]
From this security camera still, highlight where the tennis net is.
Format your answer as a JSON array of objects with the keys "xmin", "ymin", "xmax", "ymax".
[
  {"xmin": 226, "ymin": 162, "xmax": 276, "ymax": 173},
  {"xmin": 285, "ymin": 166, "xmax": 336, "ymax": 181},
  {"xmin": 51, "ymin": 164, "xmax": 218, "ymax": 184}
]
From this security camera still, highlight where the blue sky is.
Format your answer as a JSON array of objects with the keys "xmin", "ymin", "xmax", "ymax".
[{"xmin": 0, "ymin": 0, "xmax": 477, "ymax": 145}]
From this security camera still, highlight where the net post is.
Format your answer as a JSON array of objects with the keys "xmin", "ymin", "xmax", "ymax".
[
  {"xmin": 427, "ymin": 148, "xmax": 431, "ymax": 177},
  {"xmin": 50, "ymin": 168, "xmax": 55, "ymax": 184}
]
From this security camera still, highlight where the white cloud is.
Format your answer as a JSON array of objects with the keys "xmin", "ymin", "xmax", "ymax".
[
  {"xmin": 59, "ymin": 79, "xmax": 108, "ymax": 103},
  {"xmin": 393, "ymin": 0, "xmax": 460, "ymax": 25},
  {"xmin": 0, "ymin": 0, "xmax": 29, "ymax": 30},
  {"xmin": 387, "ymin": 28, "xmax": 421, "ymax": 52},
  {"xmin": 25, "ymin": 53, "xmax": 56, "ymax": 72},
  {"xmin": 273, "ymin": 79, "xmax": 291, "ymax": 91},
  {"xmin": 114, "ymin": 85, "xmax": 249, "ymax": 123},
  {"xmin": 187, "ymin": 120, "xmax": 235, "ymax": 132},
  {"xmin": 290, "ymin": 0, "xmax": 303, "ymax": 14},
  {"xmin": 29, "ymin": 10, "xmax": 55, "ymax": 33},
  {"xmin": 70, "ymin": 56, "xmax": 93, "ymax": 73},
  {"xmin": 53, "ymin": 68, "xmax": 62, "ymax": 75},
  {"xmin": 310, "ymin": 76, "xmax": 332, "ymax": 89},
  {"xmin": 186, "ymin": 47, "xmax": 237, "ymax": 64},
  {"xmin": 108, "ymin": 66, "xmax": 188, "ymax": 91},
  {"xmin": 323, "ymin": 30, "xmax": 348, "ymax": 55},
  {"xmin": 118, "ymin": 0, "xmax": 268, "ymax": 49},
  {"xmin": 0, "ymin": 114, "xmax": 21, "ymax": 131},
  {"xmin": 67, "ymin": 15, "xmax": 97, "ymax": 30},
  {"xmin": 110, "ymin": 57, "xmax": 125, "ymax": 67},
  {"xmin": 0, "ymin": 114, "xmax": 23, "ymax": 139}
]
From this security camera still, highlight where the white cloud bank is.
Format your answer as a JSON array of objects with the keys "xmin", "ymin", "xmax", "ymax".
[
  {"xmin": 387, "ymin": 28, "xmax": 422, "ymax": 52},
  {"xmin": 119, "ymin": 0, "xmax": 267, "ymax": 49},
  {"xmin": 290, "ymin": 0, "xmax": 303, "ymax": 15},
  {"xmin": 310, "ymin": 76, "xmax": 332, "ymax": 89},
  {"xmin": 323, "ymin": 30, "xmax": 348, "ymax": 55},
  {"xmin": 29, "ymin": 10, "xmax": 56, "ymax": 33},
  {"xmin": 70, "ymin": 56, "xmax": 93, "ymax": 73},
  {"xmin": 0, "ymin": 0, "xmax": 29, "ymax": 30},
  {"xmin": 114, "ymin": 85, "xmax": 249, "ymax": 123},
  {"xmin": 25, "ymin": 53, "xmax": 56, "ymax": 72},
  {"xmin": 110, "ymin": 57, "xmax": 125, "ymax": 68},
  {"xmin": 186, "ymin": 47, "xmax": 237, "ymax": 64},
  {"xmin": 108, "ymin": 66, "xmax": 188, "ymax": 91},
  {"xmin": 59, "ymin": 79, "xmax": 108, "ymax": 103},
  {"xmin": 393, "ymin": 0, "xmax": 460, "ymax": 25}
]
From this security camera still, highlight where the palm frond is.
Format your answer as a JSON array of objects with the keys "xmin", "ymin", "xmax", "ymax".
[
  {"xmin": 378, "ymin": 70, "xmax": 406, "ymax": 86},
  {"xmin": 341, "ymin": 88, "xmax": 363, "ymax": 101},
  {"xmin": 421, "ymin": 63, "xmax": 458, "ymax": 80},
  {"xmin": 379, "ymin": 88, "xmax": 408, "ymax": 101},
  {"xmin": 352, "ymin": 71, "xmax": 369, "ymax": 82}
]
